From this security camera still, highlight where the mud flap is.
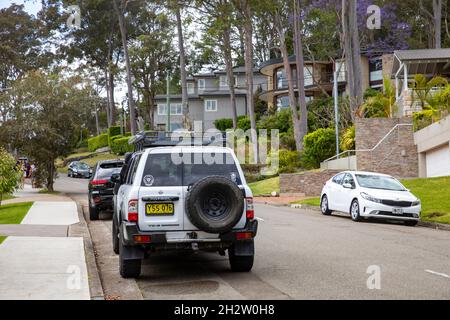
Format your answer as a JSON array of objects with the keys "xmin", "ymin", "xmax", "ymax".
[
  {"xmin": 233, "ymin": 239, "xmax": 254, "ymax": 256},
  {"xmin": 120, "ymin": 245, "xmax": 145, "ymax": 260}
]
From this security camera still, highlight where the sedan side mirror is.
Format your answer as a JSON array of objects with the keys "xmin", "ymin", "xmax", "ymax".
[
  {"xmin": 342, "ymin": 183, "xmax": 353, "ymax": 189},
  {"xmin": 111, "ymin": 173, "xmax": 121, "ymax": 184}
]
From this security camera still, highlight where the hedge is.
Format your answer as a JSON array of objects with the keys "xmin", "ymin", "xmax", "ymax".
[
  {"xmin": 107, "ymin": 126, "xmax": 121, "ymax": 145},
  {"xmin": 110, "ymin": 136, "xmax": 133, "ymax": 155},
  {"xmin": 88, "ymin": 133, "xmax": 109, "ymax": 152}
]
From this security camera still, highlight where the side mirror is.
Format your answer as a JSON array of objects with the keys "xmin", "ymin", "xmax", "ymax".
[
  {"xmin": 343, "ymin": 183, "xmax": 353, "ymax": 189},
  {"xmin": 111, "ymin": 173, "xmax": 121, "ymax": 184}
]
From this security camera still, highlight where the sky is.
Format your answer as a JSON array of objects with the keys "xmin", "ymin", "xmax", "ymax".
[
  {"xmin": 0, "ymin": 0, "xmax": 130, "ymax": 106},
  {"xmin": 0, "ymin": 0, "xmax": 41, "ymax": 15}
]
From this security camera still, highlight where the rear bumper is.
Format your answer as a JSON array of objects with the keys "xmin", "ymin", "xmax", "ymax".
[
  {"xmin": 90, "ymin": 192, "xmax": 114, "ymax": 210},
  {"xmin": 121, "ymin": 219, "xmax": 258, "ymax": 249}
]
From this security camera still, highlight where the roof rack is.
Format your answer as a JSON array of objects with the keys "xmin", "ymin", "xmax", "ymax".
[{"xmin": 129, "ymin": 131, "xmax": 227, "ymax": 152}]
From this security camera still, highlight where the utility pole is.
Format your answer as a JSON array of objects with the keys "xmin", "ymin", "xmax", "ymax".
[
  {"xmin": 333, "ymin": 61, "xmax": 344, "ymax": 158},
  {"xmin": 166, "ymin": 72, "xmax": 171, "ymax": 132}
]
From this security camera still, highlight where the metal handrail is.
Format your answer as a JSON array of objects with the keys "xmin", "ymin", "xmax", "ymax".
[{"xmin": 322, "ymin": 123, "xmax": 413, "ymax": 163}]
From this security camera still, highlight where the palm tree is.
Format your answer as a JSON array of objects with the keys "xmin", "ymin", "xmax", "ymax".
[
  {"xmin": 411, "ymin": 74, "xmax": 448, "ymax": 110},
  {"xmin": 358, "ymin": 77, "xmax": 397, "ymax": 118}
]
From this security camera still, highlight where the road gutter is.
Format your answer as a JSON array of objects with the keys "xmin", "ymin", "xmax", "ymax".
[{"xmin": 68, "ymin": 198, "xmax": 105, "ymax": 300}]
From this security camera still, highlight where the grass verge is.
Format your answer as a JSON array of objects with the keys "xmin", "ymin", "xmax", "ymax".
[
  {"xmin": 0, "ymin": 202, "xmax": 33, "ymax": 224},
  {"xmin": 292, "ymin": 197, "xmax": 321, "ymax": 206},
  {"xmin": 249, "ymin": 176, "xmax": 280, "ymax": 195},
  {"xmin": 0, "ymin": 236, "xmax": 6, "ymax": 245},
  {"xmin": 402, "ymin": 176, "xmax": 450, "ymax": 224}
]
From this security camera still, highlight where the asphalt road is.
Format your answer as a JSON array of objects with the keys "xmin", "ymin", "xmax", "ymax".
[{"xmin": 55, "ymin": 175, "xmax": 450, "ymax": 300}]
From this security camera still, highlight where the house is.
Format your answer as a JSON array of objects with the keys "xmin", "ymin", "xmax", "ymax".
[
  {"xmin": 257, "ymin": 53, "xmax": 395, "ymax": 110},
  {"xmin": 391, "ymin": 48, "xmax": 450, "ymax": 116},
  {"xmin": 153, "ymin": 67, "xmax": 267, "ymax": 130},
  {"xmin": 414, "ymin": 115, "xmax": 450, "ymax": 178}
]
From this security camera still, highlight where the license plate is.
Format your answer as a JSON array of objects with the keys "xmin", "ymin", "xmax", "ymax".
[
  {"xmin": 146, "ymin": 203, "xmax": 174, "ymax": 215},
  {"xmin": 392, "ymin": 208, "xmax": 403, "ymax": 214}
]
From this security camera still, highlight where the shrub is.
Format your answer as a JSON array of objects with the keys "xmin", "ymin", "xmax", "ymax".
[
  {"xmin": 87, "ymin": 133, "xmax": 108, "ymax": 152},
  {"xmin": 278, "ymin": 149, "xmax": 301, "ymax": 173},
  {"xmin": 301, "ymin": 128, "xmax": 336, "ymax": 169},
  {"xmin": 340, "ymin": 125, "xmax": 355, "ymax": 151},
  {"xmin": 107, "ymin": 126, "xmax": 121, "ymax": 145},
  {"xmin": 413, "ymin": 110, "xmax": 434, "ymax": 131},
  {"xmin": 237, "ymin": 116, "xmax": 251, "ymax": 131},
  {"xmin": 279, "ymin": 133, "xmax": 296, "ymax": 151},
  {"xmin": 214, "ymin": 118, "xmax": 234, "ymax": 131},
  {"xmin": 0, "ymin": 148, "xmax": 20, "ymax": 205},
  {"xmin": 110, "ymin": 136, "xmax": 133, "ymax": 155},
  {"xmin": 257, "ymin": 108, "xmax": 292, "ymax": 133}
]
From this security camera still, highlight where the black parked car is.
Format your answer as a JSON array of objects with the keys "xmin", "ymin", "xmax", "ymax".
[
  {"xmin": 88, "ymin": 159, "xmax": 124, "ymax": 220},
  {"xmin": 68, "ymin": 161, "xmax": 92, "ymax": 178}
]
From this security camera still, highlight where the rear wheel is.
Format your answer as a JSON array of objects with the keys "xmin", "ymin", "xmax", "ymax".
[
  {"xmin": 112, "ymin": 217, "xmax": 119, "ymax": 254},
  {"xmin": 350, "ymin": 199, "xmax": 361, "ymax": 222},
  {"xmin": 228, "ymin": 245, "xmax": 254, "ymax": 272},
  {"xmin": 320, "ymin": 195, "xmax": 332, "ymax": 215},
  {"xmin": 119, "ymin": 231, "xmax": 141, "ymax": 278},
  {"xmin": 89, "ymin": 205, "xmax": 99, "ymax": 221}
]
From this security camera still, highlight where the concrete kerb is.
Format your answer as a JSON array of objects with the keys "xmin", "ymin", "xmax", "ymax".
[{"xmin": 68, "ymin": 198, "xmax": 104, "ymax": 300}]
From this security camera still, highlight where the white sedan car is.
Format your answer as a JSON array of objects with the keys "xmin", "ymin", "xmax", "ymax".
[{"xmin": 320, "ymin": 171, "xmax": 421, "ymax": 226}]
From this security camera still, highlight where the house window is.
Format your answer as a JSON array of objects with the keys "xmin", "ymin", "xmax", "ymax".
[
  {"xmin": 204, "ymin": 100, "xmax": 217, "ymax": 112},
  {"xmin": 157, "ymin": 103, "xmax": 183, "ymax": 115},
  {"xmin": 276, "ymin": 67, "xmax": 297, "ymax": 89},
  {"xmin": 187, "ymin": 82, "xmax": 195, "ymax": 94},
  {"xmin": 219, "ymin": 75, "xmax": 228, "ymax": 89},
  {"xmin": 276, "ymin": 95, "xmax": 289, "ymax": 110},
  {"xmin": 198, "ymin": 79, "xmax": 205, "ymax": 91},
  {"xmin": 304, "ymin": 66, "xmax": 313, "ymax": 86}
]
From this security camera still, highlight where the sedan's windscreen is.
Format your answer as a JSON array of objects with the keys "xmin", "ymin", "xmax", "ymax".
[
  {"xmin": 355, "ymin": 174, "xmax": 406, "ymax": 191},
  {"xmin": 97, "ymin": 168, "xmax": 121, "ymax": 180},
  {"xmin": 141, "ymin": 153, "xmax": 241, "ymax": 187},
  {"xmin": 77, "ymin": 163, "xmax": 90, "ymax": 170}
]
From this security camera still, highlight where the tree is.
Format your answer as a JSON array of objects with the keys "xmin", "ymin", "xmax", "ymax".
[
  {"xmin": 293, "ymin": 0, "xmax": 308, "ymax": 151},
  {"xmin": 4, "ymin": 71, "xmax": 92, "ymax": 192},
  {"xmin": 129, "ymin": 6, "xmax": 175, "ymax": 128},
  {"xmin": 113, "ymin": 0, "xmax": 137, "ymax": 134},
  {"xmin": 195, "ymin": 0, "xmax": 240, "ymax": 128},
  {"xmin": 273, "ymin": 1, "xmax": 303, "ymax": 152},
  {"xmin": 0, "ymin": 148, "xmax": 20, "ymax": 205},
  {"xmin": 420, "ymin": 0, "xmax": 443, "ymax": 48},
  {"xmin": 341, "ymin": 0, "xmax": 363, "ymax": 116},
  {"xmin": 233, "ymin": 0, "xmax": 259, "ymax": 163}
]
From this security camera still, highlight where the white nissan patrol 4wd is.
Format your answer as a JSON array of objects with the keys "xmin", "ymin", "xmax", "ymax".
[{"xmin": 111, "ymin": 134, "xmax": 257, "ymax": 278}]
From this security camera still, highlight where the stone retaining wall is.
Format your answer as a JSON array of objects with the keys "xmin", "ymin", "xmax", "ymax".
[{"xmin": 280, "ymin": 170, "xmax": 340, "ymax": 197}]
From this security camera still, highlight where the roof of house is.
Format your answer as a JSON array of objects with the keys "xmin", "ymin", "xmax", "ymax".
[
  {"xmin": 394, "ymin": 48, "xmax": 450, "ymax": 61},
  {"xmin": 392, "ymin": 48, "xmax": 450, "ymax": 75}
]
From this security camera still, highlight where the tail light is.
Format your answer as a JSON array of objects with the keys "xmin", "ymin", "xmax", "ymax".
[
  {"xmin": 236, "ymin": 232, "xmax": 253, "ymax": 240},
  {"xmin": 128, "ymin": 199, "xmax": 138, "ymax": 222},
  {"xmin": 133, "ymin": 235, "xmax": 151, "ymax": 243},
  {"xmin": 245, "ymin": 197, "xmax": 254, "ymax": 220},
  {"xmin": 90, "ymin": 179, "xmax": 108, "ymax": 186}
]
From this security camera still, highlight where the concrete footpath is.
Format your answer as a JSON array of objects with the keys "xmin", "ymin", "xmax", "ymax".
[{"xmin": 0, "ymin": 185, "xmax": 91, "ymax": 300}]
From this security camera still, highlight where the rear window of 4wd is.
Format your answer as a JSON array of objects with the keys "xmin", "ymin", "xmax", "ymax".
[{"xmin": 141, "ymin": 153, "xmax": 241, "ymax": 187}]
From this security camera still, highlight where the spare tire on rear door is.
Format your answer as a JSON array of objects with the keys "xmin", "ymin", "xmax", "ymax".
[{"xmin": 185, "ymin": 176, "xmax": 244, "ymax": 233}]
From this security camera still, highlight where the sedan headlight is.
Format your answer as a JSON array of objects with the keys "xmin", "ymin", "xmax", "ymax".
[
  {"xmin": 411, "ymin": 200, "xmax": 421, "ymax": 206},
  {"xmin": 360, "ymin": 192, "xmax": 382, "ymax": 203}
]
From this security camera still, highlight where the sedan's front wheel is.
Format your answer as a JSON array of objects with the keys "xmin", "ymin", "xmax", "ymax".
[
  {"xmin": 320, "ymin": 195, "xmax": 332, "ymax": 215},
  {"xmin": 350, "ymin": 199, "xmax": 362, "ymax": 222}
]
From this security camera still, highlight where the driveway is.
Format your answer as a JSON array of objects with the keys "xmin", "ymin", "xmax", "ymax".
[{"xmin": 55, "ymin": 175, "xmax": 450, "ymax": 300}]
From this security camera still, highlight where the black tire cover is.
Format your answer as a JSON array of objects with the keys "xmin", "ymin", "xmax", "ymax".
[{"xmin": 185, "ymin": 175, "xmax": 244, "ymax": 233}]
